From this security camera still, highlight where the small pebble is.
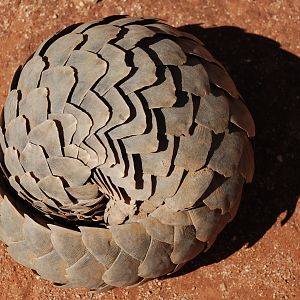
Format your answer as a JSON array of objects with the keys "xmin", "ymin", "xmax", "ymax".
[
  {"xmin": 276, "ymin": 154, "xmax": 283, "ymax": 163},
  {"xmin": 220, "ymin": 282, "xmax": 227, "ymax": 293}
]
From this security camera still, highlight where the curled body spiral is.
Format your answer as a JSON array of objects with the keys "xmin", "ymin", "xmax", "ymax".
[{"xmin": 0, "ymin": 16, "xmax": 255, "ymax": 290}]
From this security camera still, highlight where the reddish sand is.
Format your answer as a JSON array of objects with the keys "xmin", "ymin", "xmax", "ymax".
[{"xmin": 0, "ymin": 1, "xmax": 299, "ymax": 299}]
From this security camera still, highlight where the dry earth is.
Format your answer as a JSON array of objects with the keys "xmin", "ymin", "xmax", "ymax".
[{"xmin": 0, "ymin": 1, "xmax": 299, "ymax": 299}]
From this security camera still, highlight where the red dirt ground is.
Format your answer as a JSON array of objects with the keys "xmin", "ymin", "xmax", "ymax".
[{"xmin": 0, "ymin": 1, "xmax": 299, "ymax": 299}]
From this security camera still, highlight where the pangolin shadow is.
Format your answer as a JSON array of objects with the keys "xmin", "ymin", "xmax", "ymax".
[{"xmin": 167, "ymin": 25, "xmax": 300, "ymax": 278}]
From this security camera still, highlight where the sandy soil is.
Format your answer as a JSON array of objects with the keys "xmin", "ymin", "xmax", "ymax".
[{"xmin": 0, "ymin": 1, "xmax": 299, "ymax": 299}]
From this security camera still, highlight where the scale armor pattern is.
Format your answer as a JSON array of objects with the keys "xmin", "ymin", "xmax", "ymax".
[{"xmin": 0, "ymin": 16, "xmax": 255, "ymax": 290}]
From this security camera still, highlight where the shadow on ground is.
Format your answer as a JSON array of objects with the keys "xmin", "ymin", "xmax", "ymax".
[{"xmin": 170, "ymin": 25, "xmax": 300, "ymax": 276}]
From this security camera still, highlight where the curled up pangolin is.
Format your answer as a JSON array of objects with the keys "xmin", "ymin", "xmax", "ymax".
[{"xmin": 0, "ymin": 16, "xmax": 255, "ymax": 291}]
